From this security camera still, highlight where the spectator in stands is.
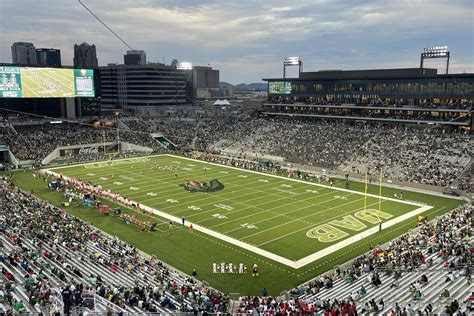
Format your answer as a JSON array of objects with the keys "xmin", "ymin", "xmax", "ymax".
[
  {"xmin": 441, "ymin": 288, "xmax": 451, "ymax": 298},
  {"xmin": 445, "ymin": 271, "xmax": 455, "ymax": 283},
  {"xmin": 61, "ymin": 285, "xmax": 72, "ymax": 314}
]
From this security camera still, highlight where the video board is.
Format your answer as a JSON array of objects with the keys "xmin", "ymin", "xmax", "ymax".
[
  {"xmin": 0, "ymin": 66, "xmax": 94, "ymax": 98},
  {"xmin": 268, "ymin": 81, "xmax": 292, "ymax": 94}
]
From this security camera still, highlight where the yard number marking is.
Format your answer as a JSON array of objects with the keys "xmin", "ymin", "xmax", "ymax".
[
  {"xmin": 240, "ymin": 223, "xmax": 258, "ymax": 229},
  {"xmin": 214, "ymin": 204, "xmax": 234, "ymax": 211}
]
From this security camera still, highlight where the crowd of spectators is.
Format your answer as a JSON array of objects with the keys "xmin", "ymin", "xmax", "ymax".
[
  {"xmin": 453, "ymin": 165, "xmax": 473, "ymax": 193},
  {"xmin": 267, "ymin": 98, "xmax": 472, "ymax": 110},
  {"xmin": 297, "ymin": 204, "xmax": 471, "ymax": 294},
  {"xmin": 236, "ymin": 295, "xmax": 359, "ymax": 315},
  {"xmin": 1, "ymin": 113, "xmax": 471, "ymax": 192},
  {"xmin": 266, "ymin": 107, "xmax": 470, "ymax": 122},
  {"xmin": 340, "ymin": 126, "xmax": 472, "ymax": 187},
  {"xmin": 0, "ymin": 110, "xmax": 472, "ymax": 314},
  {"xmin": 0, "ymin": 124, "xmax": 164, "ymax": 162},
  {"xmin": 0, "ymin": 176, "xmax": 229, "ymax": 314},
  {"xmin": 236, "ymin": 203, "xmax": 472, "ymax": 314}
]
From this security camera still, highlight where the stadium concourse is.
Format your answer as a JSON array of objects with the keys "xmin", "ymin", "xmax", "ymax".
[{"xmin": 0, "ymin": 109, "xmax": 472, "ymax": 315}]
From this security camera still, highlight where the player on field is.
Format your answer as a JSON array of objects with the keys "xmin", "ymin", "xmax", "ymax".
[
  {"xmin": 239, "ymin": 262, "xmax": 244, "ymax": 274},
  {"xmin": 252, "ymin": 263, "xmax": 259, "ymax": 276}
]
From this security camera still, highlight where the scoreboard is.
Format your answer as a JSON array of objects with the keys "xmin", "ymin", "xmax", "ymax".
[
  {"xmin": 268, "ymin": 81, "xmax": 292, "ymax": 94},
  {"xmin": 0, "ymin": 66, "xmax": 95, "ymax": 98}
]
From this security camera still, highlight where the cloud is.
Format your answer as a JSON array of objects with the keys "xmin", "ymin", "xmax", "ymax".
[{"xmin": 0, "ymin": 0, "xmax": 472, "ymax": 83}]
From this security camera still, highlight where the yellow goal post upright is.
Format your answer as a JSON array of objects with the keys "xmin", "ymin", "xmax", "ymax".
[
  {"xmin": 378, "ymin": 168, "xmax": 383, "ymax": 216},
  {"xmin": 365, "ymin": 169, "xmax": 383, "ymax": 229},
  {"xmin": 364, "ymin": 170, "xmax": 368, "ymax": 212},
  {"xmin": 378, "ymin": 168, "xmax": 383, "ymax": 228}
]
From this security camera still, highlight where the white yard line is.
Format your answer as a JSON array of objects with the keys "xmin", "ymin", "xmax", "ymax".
[
  {"xmin": 208, "ymin": 188, "xmax": 343, "ymax": 228},
  {"xmin": 237, "ymin": 194, "xmax": 370, "ymax": 239},
  {"xmin": 294, "ymin": 204, "xmax": 433, "ymax": 268},
  {"xmin": 44, "ymin": 155, "xmax": 434, "ymax": 269},
  {"xmin": 163, "ymin": 155, "xmax": 425, "ymax": 208},
  {"xmin": 256, "ymin": 199, "xmax": 390, "ymax": 247},
  {"xmin": 64, "ymin": 157, "xmax": 349, "ymax": 230},
  {"xmin": 221, "ymin": 191, "xmax": 356, "ymax": 235}
]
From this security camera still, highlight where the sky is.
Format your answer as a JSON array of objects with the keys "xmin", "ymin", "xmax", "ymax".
[{"xmin": 0, "ymin": 0, "xmax": 473, "ymax": 84}]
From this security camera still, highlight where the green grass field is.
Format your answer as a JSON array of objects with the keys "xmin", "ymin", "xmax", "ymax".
[
  {"xmin": 21, "ymin": 68, "xmax": 74, "ymax": 98},
  {"xmin": 10, "ymin": 154, "xmax": 465, "ymax": 295}
]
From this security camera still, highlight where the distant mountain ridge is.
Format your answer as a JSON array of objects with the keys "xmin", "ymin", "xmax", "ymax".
[{"xmin": 219, "ymin": 82, "xmax": 267, "ymax": 91}]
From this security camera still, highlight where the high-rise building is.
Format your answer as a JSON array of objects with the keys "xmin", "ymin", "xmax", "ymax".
[
  {"xmin": 11, "ymin": 42, "xmax": 37, "ymax": 65},
  {"xmin": 124, "ymin": 50, "xmax": 146, "ymax": 65},
  {"xmin": 36, "ymin": 48, "xmax": 61, "ymax": 67},
  {"xmin": 74, "ymin": 42, "xmax": 98, "ymax": 68},
  {"xmin": 193, "ymin": 66, "xmax": 219, "ymax": 89},
  {"xmin": 192, "ymin": 66, "xmax": 220, "ymax": 99},
  {"xmin": 99, "ymin": 63, "xmax": 191, "ymax": 108}
]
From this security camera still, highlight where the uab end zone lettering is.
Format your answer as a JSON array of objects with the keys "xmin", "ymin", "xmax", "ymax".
[{"xmin": 306, "ymin": 209, "xmax": 394, "ymax": 242}]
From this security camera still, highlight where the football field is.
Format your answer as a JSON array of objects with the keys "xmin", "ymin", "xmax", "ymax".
[
  {"xmin": 45, "ymin": 154, "xmax": 431, "ymax": 268},
  {"xmin": 21, "ymin": 67, "xmax": 74, "ymax": 97}
]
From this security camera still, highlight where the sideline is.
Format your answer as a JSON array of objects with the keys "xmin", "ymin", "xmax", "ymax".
[{"xmin": 44, "ymin": 155, "xmax": 434, "ymax": 269}]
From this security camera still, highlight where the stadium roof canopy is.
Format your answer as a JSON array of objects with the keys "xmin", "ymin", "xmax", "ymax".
[{"xmin": 262, "ymin": 67, "xmax": 472, "ymax": 81}]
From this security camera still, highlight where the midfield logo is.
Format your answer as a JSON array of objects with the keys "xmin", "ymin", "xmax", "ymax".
[{"xmin": 180, "ymin": 179, "xmax": 224, "ymax": 193}]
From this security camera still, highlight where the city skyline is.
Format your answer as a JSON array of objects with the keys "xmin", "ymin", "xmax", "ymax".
[{"xmin": 0, "ymin": 0, "xmax": 473, "ymax": 84}]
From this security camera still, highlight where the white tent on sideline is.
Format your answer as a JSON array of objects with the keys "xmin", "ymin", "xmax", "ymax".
[{"xmin": 212, "ymin": 99, "xmax": 231, "ymax": 106}]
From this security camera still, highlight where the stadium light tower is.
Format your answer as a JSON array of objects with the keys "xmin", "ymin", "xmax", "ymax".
[
  {"xmin": 420, "ymin": 46, "xmax": 450, "ymax": 75},
  {"xmin": 283, "ymin": 56, "xmax": 302, "ymax": 79},
  {"xmin": 176, "ymin": 62, "xmax": 193, "ymax": 70}
]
